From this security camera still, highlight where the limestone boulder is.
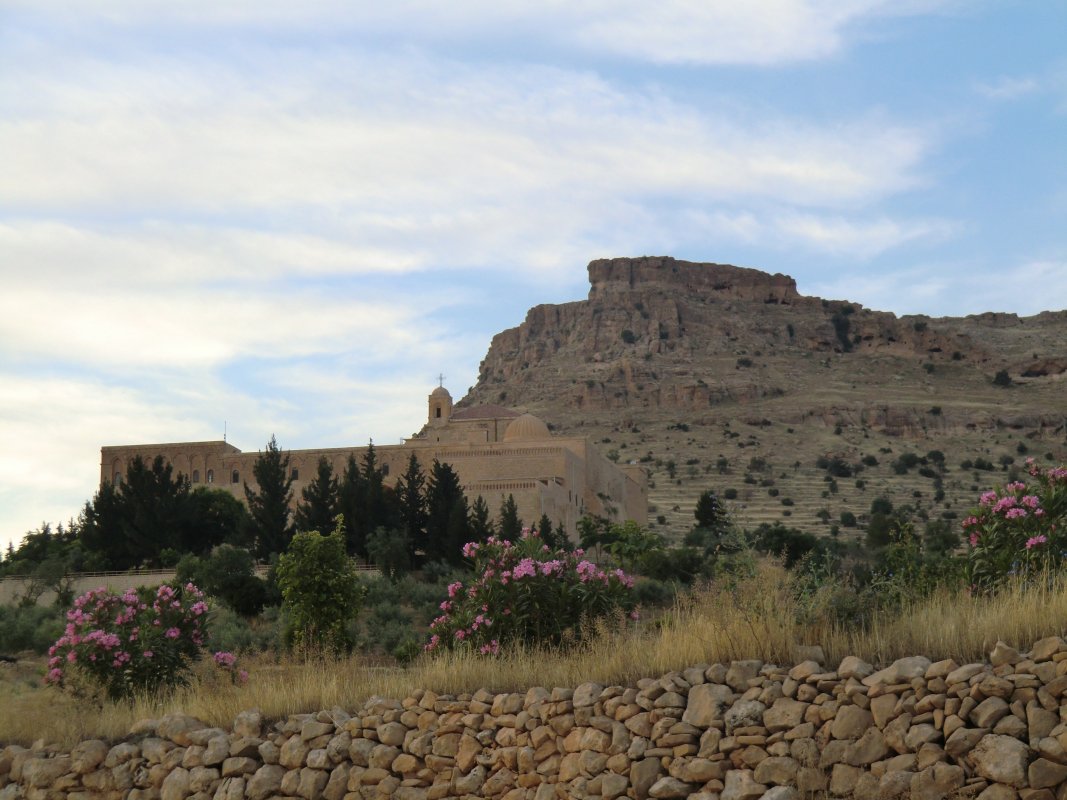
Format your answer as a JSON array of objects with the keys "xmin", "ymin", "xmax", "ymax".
[{"xmin": 969, "ymin": 735, "xmax": 1030, "ymax": 788}]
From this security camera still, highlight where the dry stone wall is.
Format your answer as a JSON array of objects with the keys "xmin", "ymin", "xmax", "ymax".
[{"xmin": 5, "ymin": 638, "xmax": 1067, "ymax": 800}]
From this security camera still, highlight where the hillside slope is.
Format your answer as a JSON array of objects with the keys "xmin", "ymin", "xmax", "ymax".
[{"xmin": 460, "ymin": 256, "xmax": 1067, "ymax": 541}]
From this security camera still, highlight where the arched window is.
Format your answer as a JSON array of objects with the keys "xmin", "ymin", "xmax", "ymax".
[
  {"xmin": 207, "ymin": 469, "xmax": 214, "ymax": 484},
  {"xmin": 382, "ymin": 463, "xmax": 390, "ymax": 477},
  {"xmin": 113, "ymin": 472, "xmax": 122, "ymax": 485},
  {"xmin": 231, "ymin": 470, "xmax": 240, "ymax": 484},
  {"xmin": 291, "ymin": 468, "xmax": 300, "ymax": 481},
  {"xmin": 435, "ymin": 406, "xmax": 441, "ymax": 418},
  {"xmin": 192, "ymin": 469, "xmax": 200, "ymax": 483}
]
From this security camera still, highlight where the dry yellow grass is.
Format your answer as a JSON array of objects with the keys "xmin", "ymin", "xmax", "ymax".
[{"xmin": 5, "ymin": 563, "xmax": 1067, "ymax": 748}]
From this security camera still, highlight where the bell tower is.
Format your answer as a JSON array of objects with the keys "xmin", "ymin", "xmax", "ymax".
[{"xmin": 428, "ymin": 378, "xmax": 452, "ymax": 428}]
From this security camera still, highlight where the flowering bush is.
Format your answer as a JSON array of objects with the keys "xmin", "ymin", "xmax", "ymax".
[
  {"xmin": 425, "ymin": 530, "xmax": 637, "ymax": 655},
  {"xmin": 45, "ymin": 582, "xmax": 241, "ymax": 700},
  {"xmin": 965, "ymin": 460, "xmax": 1067, "ymax": 591}
]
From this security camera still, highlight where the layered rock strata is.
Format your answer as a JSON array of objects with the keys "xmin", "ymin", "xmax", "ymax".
[{"xmin": 5, "ymin": 637, "xmax": 1067, "ymax": 799}]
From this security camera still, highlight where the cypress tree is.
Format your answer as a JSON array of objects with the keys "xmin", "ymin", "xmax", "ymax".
[
  {"xmin": 245, "ymin": 435, "xmax": 295, "ymax": 560},
  {"xmin": 294, "ymin": 456, "xmax": 339, "ymax": 535},
  {"xmin": 498, "ymin": 494, "xmax": 523, "ymax": 540}
]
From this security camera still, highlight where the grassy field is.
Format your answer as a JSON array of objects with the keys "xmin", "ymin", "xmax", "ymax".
[{"xmin": 4, "ymin": 562, "xmax": 1067, "ymax": 748}]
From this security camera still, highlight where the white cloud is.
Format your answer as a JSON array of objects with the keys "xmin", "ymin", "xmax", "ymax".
[
  {"xmin": 975, "ymin": 76, "xmax": 1040, "ymax": 101},
  {"xmin": 804, "ymin": 258, "xmax": 1067, "ymax": 316},
  {"xmin": 2, "ymin": 0, "xmax": 951, "ymax": 66},
  {"xmin": 0, "ymin": 50, "xmax": 936, "ymax": 286},
  {"xmin": 773, "ymin": 213, "xmax": 955, "ymax": 258}
]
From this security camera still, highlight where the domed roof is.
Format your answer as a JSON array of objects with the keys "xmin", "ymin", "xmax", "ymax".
[
  {"xmin": 503, "ymin": 413, "xmax": 551, "ymax": 442},
  {"xmin": 430, "ymin": 385, "xmax": 452, "ymax": 398}
]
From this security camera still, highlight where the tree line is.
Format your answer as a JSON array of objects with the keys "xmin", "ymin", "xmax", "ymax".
[{"xmin": 1, "ymin": 436, "xmax": 570, "ymax": 580}]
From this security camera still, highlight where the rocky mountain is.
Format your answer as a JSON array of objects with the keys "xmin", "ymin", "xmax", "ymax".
[{"xmin": 460, "ymin": 257, "xmax": 1067, "ymax": 541}]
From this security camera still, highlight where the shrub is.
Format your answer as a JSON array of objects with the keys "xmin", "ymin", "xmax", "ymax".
[
  {"xmin": 45, "ymin": 583, "xmax": 241, "ymax": 700},
  {"xmin": 276, "ymin": 522, "xmax": 365, "ymax": 654},
  {"xmin": 620, "ymin": 330, "xmax": 636, "ymax": 344},
  {"xmin": 425, "ymin": 533, "xmax": 637, "ymax": 654},
  {"xmin": 0, "ymin": 605, "xmax": 65, "ymax": 654},
  {"xmin": 965, "ymin": 461, "xmax": 1067, "ymax": 591},
  {"xmin": 992, "ymin": 370, "xmax": 1012, "ymax": 387},
  {"xmin": 723, "ymin": 488, "xmax": 738, "ymax": 500}
]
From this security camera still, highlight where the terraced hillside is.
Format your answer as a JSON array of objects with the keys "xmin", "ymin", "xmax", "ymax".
[{"xmin": 460, "ymin": 257, "xmax": 1067, "ymax": 542}]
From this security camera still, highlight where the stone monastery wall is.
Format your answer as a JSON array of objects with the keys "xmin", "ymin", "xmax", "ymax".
[{"xmin": 5, "ymin": 638, "xmax": 1067, "ymax": 800}]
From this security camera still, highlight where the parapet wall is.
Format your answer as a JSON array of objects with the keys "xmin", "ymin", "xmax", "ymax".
[{"xmin": 4, "ymin": 637, "xmax": 1067, "ymax": 800}]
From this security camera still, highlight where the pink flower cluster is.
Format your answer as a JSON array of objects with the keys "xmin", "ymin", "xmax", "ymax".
[
  {"xmin": 45, "ymin": 582, "xmax": 216, "ymax": 699},
  {"xmin": 426, "ymin": 530, "xmax": 638, "ymax": 654}
]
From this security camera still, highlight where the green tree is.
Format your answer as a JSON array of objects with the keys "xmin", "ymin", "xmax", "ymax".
[
  {"xmin": 181, "ymin": 488, "xmax": 250, "ymax": 553},
  {"xmin": 468, "ymin": 495, "xmax": 495, "ymax": 543},
  {"xmin": 498, "ymin": 494, "xmax": 523, "ymax": 540},
  {"xmin": 577, "ymin": 515, "xmax": 614, "ymax": 560},
  {"xmin": 605, "ymin": 520, "xmax": 664, "ymax": 573},
  {"xmin": 360, "ymin": 443, "xmax": 393, "ymax": 541},
  {"xmin": 694, "ymin": 489, "xmax": 730, "ymax": 534},
  {"xmin": 276, "ymin": 520, "xmax": 364, "ymax": 654},
  {"xmin": 294, "ymin": 457, "xmax": 340, "ymax": 535},
  {"xmin": 78, "ymin": 456, "xmax": 191, "ymax": 569},
  {"xmin": 425, "ymin": 460, "xmax": 468, "ymax": 564},
  {"xmin": 366, "ymin": 527, "xmax": 412, "ymax": 581},
  {"xmin": 245, "ymin": 436, "xmax": 295, "ymax": 560},
  {"xmin": 993, "ymin": 370, "xmax": 1012, "ymax": 387},
  {"xmin": 338, "ymin": 454, "xmax": 367, "ymax": 556},
  {"xmin": 395, "ymin": 453, "xmax": 428, "ymax": 558},
  {"xmin": 175, "ymin": 545, "xmax": 268, "ymax": 617}
]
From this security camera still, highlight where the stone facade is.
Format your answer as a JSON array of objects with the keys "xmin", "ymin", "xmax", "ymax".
[
  {"xmin": 98, "ymin": 387, "xmax": 647, "ymax": 538},
  {"xmin": 6, "ymin": 637, "xmax": 1067, "ymax": 799}
]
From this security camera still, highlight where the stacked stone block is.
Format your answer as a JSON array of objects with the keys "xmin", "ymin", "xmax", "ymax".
[{"xmin": 5, "ymin": 637, "xmax": 1067, "ymax": 799}]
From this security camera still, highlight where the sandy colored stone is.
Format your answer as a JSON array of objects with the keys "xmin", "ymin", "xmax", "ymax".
[
  {"xmin": 911, "ymin": 762, "xmax": 964, "ymax": 800},
  {"xmin": 846, "ymin": 726, "xmax": 889, "ymax": 765},
  {"xmin": 972, "ymin": 697, "xmax": 1011, "ymax": 728},
  {"xmin": 837, "ymin": 656, "xmax": 874, "ymax": 681},
  {"xmin": 863, "ymin": 656, "xmax": 932, "ymax": 688},
  {"xmin": 990, "ymin": 642, "xmax": 1022, "ymax": 667},
  {"xmin": 1028, "ymin": 758, "xmax": 1067, "ymax": 789},
  {"xmin": 763, "ymin": 698, "xmax": 808, "ymax": 732},
  {"xmin": 648, "ymin": 776, "xmax": 696, "ymax": 798},
  {"xmin": 245, "ymin": 764, "xmax": 285, "ymax": 800},
  {"xmin": 879, "ymin": 769, "xmax": 915, "ymax": 798},
  {"xmin": 829, "ymin": 763, "xmax": 863, "ymax": 796},
  {"xmin": 976, "ymin": 784, "xmax": 1019, "ymax": 800},
  {"xmin": 831, "ymin": 705, "xmax": 873, "ymax": 740},
  {"xmin": 160, "ymin": 766, "xmax": 190, "ymax": 800},
  {"xmin": 752, "ymin": 756, "xmax": 797, "ymax": 785},
  {"xmin": 721, "ymin": 768, "xmax": 767, "ymax": 800},
  {"xmin": 630, "ymin": 757, "xmax": 663, "ymax": 800},
  {"xmin": 682, "ymin": 683, "xmax": 734, "ymax": 728},
  {"xmin": 725, "ymin": 661, "xmax": 763, "ymax": 692},
  {"xmin": 1032, "ymin": 637, "xmax": 1066, "ymax": 662},
  {"xmin": 71, "ymin": 740, "xmax": 109, "ymax": 774},
  {"xmin": 724, "ymin": 700, "xmax": 766, "ymax": 734},
  {"xmin": 970, "ymin": 735, "xmax": 1030, "ymax": 788}
]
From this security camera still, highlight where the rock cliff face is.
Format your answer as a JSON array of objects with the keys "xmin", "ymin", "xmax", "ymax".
[
  {"xmin": 5, "ymin": 637, "xmax": 1067, "ymax": 799},
  {"xmin": 462, "ymin": 257, "xmax": 1067, "ymax": 537}
]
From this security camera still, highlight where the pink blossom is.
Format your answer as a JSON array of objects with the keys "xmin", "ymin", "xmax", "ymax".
[
  {"xmin": 213, "ymin": 651, "xmax": 236, "ymax": 668},
  {"xmin": 1006, "ymin": 481, "xmax": 1027, "ymax": 492},
  {"xmin": 1005, "ymin": 508, "xmax": 1027, "ymax": 519},
  {"xmin": 46, "ymin": 668, "xmax": 63, "ymax": 683},
  {"xmin": 237, "ymin": 670, "xmax": 249, "ymax": 684},
  {"xmin": 164, "ymin": 627, "xmax": 180, "ymax": 639},
  {"xmin": 1026, "ymin": 535, "xmax": 1048, "ymax": 550},
  {"xmin": 969, "ymin": 532, "xmax": 979, "ymax": 547},
  {"xmin": 979, "ymin": 491, "xmax": 998, "ymax": 507},
  {"xmin": 143, "ymin": 650, "xmax": 154, "ymax": 659}
]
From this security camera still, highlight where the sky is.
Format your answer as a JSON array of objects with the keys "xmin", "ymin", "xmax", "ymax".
[{"xmin": 1, "ymin": 1, "xmax": 1065, "ymax": 553}]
